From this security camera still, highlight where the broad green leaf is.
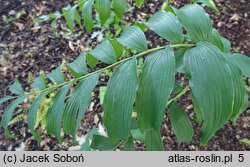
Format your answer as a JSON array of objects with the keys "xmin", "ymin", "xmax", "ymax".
[
  {"xmin": 184, "ymin": 42, "xmax": 236, "ymax": 145},
  {"xmin": 104, "ymin": 57, "xmax": 137, "ymax": 143},
  {"xmin": 117, "ymin": 26, "xmax": 148, "ymax": 52},
  {"xmin": 1, "ymin": 95, "xmax": 27, "ymax": 130},
  {"xmin": 62, "ymin": 5, "xmax": 77, "ymax": 31},
  {"xmin": 86, "ymin": 52, "xmax": 98, "ymax": 68},
  {"xmin": 175, "ymin": 48, "xmax": 187, "ymax": 73},
  {"xmin": 90, "ymin": 40, "xmax": 117, "ymax": 64},
  {"xmin": 145, "ymin": 10, "xmax": 183, "ymax": 44},
  {"xmin": 81, "ymin": 127, "xmax": 99, "ymax": 151},
  {"xmin": 124, "ymin": 136, "xmax": 135, "ymax": 151},
  {"xmin": 145, "ymin": 130, "xmax": 164, "ymax": 151},
  {"xmin": 99, "ymin": 86, "xmax": 106, "ymax": 105},
  {"xmin": 63, "ymin": 73, "xmax": 99, "ymax": 137},
  {"xmin": 136, "ymin": 47, "xmax": 175, "ymax": 132},
  {"xmin": 225, "ymin": 55, "xmax": 248, "ymax": 121},
  {"xmin": 82, "ymin": 0, "xmax": 94, "ymax": 32},
  {"xmin": 96, "ymin": 0, "xmax": 111, "ymax": 26},
  {"xmin": 9, "ymin": 79, "xmax": 23, "ymax": 95},
  {"xmin": 114, "ymin": 0, "xmax": 126, "ymax": 18},
  {"xmin": 67, "ymin": 53, "xmax": 88, "ymax": 78},
  {"xmin": 209, "ymin": 29, "xmax": 224, "ymax": 52},
  {"xmin": 176, "ymin": 4, "xmax": 212, "ymax": 43},
  {"xmin": 169, "ymin": 102, "xmax": 194, "ymax": 143},
  {"xmin": 90, "ymin": 135, "xmax": 117, "ymax": 150},
  {"xmin": 196, "ymin": 0, "xmax": 220, "ymax": 15},
  {"xmin": 46, "ymin": 84, "xmax": 71, "ymax": 139},
  {"xmin": 0, "ymin": 96, "xmax": 14, "ymax": 105},
  {"xmin": 31, "ymin": 75, "xmax": 47, "ymax": 90},
  {"xmin": 48, "ymin": 67, "xmax": 66, "ymax": 84},
  {"xmin": 109, "ymin": 39, "xmax": 124, "ymax": 59},
  {"xmin": 228, "ymin": 53, "xmax": 250, "ymax": 78},
  {"xmin": 28, "ymin": 91, "xmax": 48, "ymax": 132},
  {"xmin": 135, "ymin": 0, "xmax": 144, "ymax": 7}
]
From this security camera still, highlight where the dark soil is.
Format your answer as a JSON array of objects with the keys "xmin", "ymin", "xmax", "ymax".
[{"xmin": 0, "ymin": 0, "xmax": 249, "ymax": 151}]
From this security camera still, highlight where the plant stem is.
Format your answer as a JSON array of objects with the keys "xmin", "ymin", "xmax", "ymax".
[
  {"xmin": 166, "ymin": 85, "xmax": 190, "ymax": 107},
  {"xmin": 11, "ymin": 43, "xmax": 194, "ymax": 99},
  {"xmin": 47, "ymin": 43, "xmax": 194, "ymax": 91}
]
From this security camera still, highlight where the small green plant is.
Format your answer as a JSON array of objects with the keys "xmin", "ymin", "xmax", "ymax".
[
  {"xmin": 1, "ymin": 2, "xmax": 249, "ymax": 151},
  {"xmin": 34, "ymin": 0, "xmax": 219, "ymax": 35}
]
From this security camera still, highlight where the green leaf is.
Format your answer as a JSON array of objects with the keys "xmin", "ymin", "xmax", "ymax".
[
  {"xmin": 225, "ymin": 55, "xmax": 248, "ymax": 121},
  {"xmin": 99, "ymin": 86, "xmax": 106, "ymax": 105},
  {"xmin": 136, "ymin": 47, "xmax": 175, "ymax": 132},
  {"xmin": 49, "ymin": 11, "xmax": 61, "ymax": 20},
  {"xmin": 1, "ymin": 95, "xmax": 27, "ymax": 130},
  {"xmin": 176, "ymin": 4, "xmax": 212, "ymax": 43},
  {"xmin": 104, "ymin": 57, "xmax": 137, "ymax": 143},
  {"xmin": 63, "ymin": 73, "xmax": 99, "ymax": 137},
  {"xmin": 74, "ymin": 10, "xmax": 82, "ymax": 28},
  {"xmin": 228, "ymin": 53, "xmax": 250, "ymax": 78},
  {"xmin": 209, "ymin": 29, "xmax": 224, "ymax": 52},
  {"xmin": 135, "ymin": 0, "xmax": 144, "ymax": 7},
  {"xmin": 239, "ymin": 138, "xmax": 250, "ymax": 147},
  {"xmin": 27, "ymin": 91, "xmax": 48, "ymax": 132},
  {"xmin": 130, "ymin": 129, "xmax": 146, "ymax": 141},
  {"xmin": 221, "ymin": 37, "xmax": 231, "ymax": 53},
  {"xmin": 183, "ymin": 42, "xmax": 241, "ymax": 145},
  {"xmin": 96, "ymin": 0, "xmax": 111, "ymax": 26},
  {"xmin": 0, "ymin": 96, "xmax": 14, "ymax": 105},
  {"xmin": 4, "ymin": 130, "xmax": 16, "ymax": 139},
  {"xmin": 196, "ymin": 0, "xmax": 220, "ymax": 15},
  {"xmin": 117, "ymin": 26, "xmax": 148, "ymax": 52},
  {"xmin": 48, "ymin": 67, "xmax": 66, "ymax": 84},
  {"xmin": 90, "ymin": 135, "xmax": 117, "ymax": 150},
  {"xmin": 169, "ymin": 102, "xmax": 194, "ymax": 143},
  {"xmin": 172, "ymin": 83, "xmax": 182, "ymax": 94},
  {"xmin": 67, "ymin": 53, "xmax": 88, "ymax": 78},
  {"xmin": 46, "ymin": 84, "xmax": 71, "ymax": 139},
  {"xmin": 145, "ymin": 10, "xmax": 184, "ymax": 44},
  {"xmin": 114, "ymin": 0, "xmax": 126, "ymax": 18},
  {"xmin": 191, "ymin": 92, "xmax": 203, "ymax": 124},
  {"xmin": 145, "ymin": 130, "xmax": 164, "ymax": 151},
  {"xmin": 78, "ymin": 0, "xmax": 86, "ymax": 10},
  {"xmin": 31, "ymin": 75, "xmax": 47, "ymax": 90},
  {"xmin": 86, "ymin": 52, "xmax": 98, "ymax": 68},
  {"xmin": 90, "ymin": 40, "xmax": 117, "ymax": 64},
  {"xmin": 124, "ymin": 136, "xmax": 135, "ymax": 151},
  {"xmin": 82, "ymin": 0, "xmax": 94, "ymax": 32},
  {"xmin": 175, "ymin": 48, "xmax": 187, "ymax": 73},
  {"xmin": 165, "ymin": 5, "xmax": 178, "ymax": 15},
  {"xmin": 81, "ymin": 127, "xmax": 99, "ymax": 151},
  {"xmin": 62, "ymin": 5, "xmax": 77, "ymax": 31},
  {"xmin": 109, "ymin": 39, "xmax": 124, "ymax": 59},
  {"xmin": 9, "ymin": 79, "xmax": 24, "ymax": 95}
]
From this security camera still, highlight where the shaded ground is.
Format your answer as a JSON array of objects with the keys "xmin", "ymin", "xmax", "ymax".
[{"xmin": 0, "ymin": 0, "xmax": 249, "ymax": 151}]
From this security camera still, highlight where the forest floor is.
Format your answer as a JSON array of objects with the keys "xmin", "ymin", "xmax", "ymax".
[{"xmin": 0, "ymin": 0, "xmax": 249, "ymax": 151}]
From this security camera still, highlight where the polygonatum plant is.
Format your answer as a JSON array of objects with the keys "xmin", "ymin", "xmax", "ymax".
[
  {"xmin": 34, "ymin": 0, "xmax": 219, "ymax": 33},
  {"xmin": 1, "ymin": 3, "xmax": 250, "ymax": 151}
]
